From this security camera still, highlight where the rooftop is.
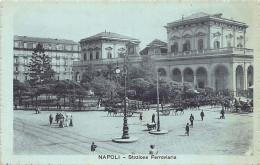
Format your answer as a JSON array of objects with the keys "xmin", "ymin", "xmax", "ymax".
[
  {"xmin": 80, "ymin": 31, "xmax": 140, "ymax": 43},
  {"xmin": 14, "ymin": 35, "xmax": 79, "ymax": 45},
  {"xmin": 147, "ymin": 39, "xmax": 167, "ymax": 48},
  {"xmin": 167, "ymin": 12, "xmax": 247, "ymax": 28}
]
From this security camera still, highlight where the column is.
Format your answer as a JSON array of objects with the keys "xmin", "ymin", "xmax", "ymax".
[
  {"xmin": 244, "ymin": 63, "xmax": 247, "ymax": 90},
  {"xmin": 194, "ymin": 74, "xmax": 197, "ymax": 87},
  {"xmin": 181, "ymin": 74, "xmax": 184, "ymax": 83},
  {"xmin": 232, "ymin": 64, "xmax": 236, "ymax": 96}
]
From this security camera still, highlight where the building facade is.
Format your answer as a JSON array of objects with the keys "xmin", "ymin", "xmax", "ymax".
[
  {"xmin": 13, "ymin": 36, "xmax": 81, "ymax": 82},
  {"xmin": 142, "ymin": 13, "xmax": 254, "ymax": 93},
  {"xmin": 73, "ymin": 32, "xmax": 141, "ymax": 81}
]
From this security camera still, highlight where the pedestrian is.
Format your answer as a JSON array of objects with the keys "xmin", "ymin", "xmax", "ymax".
[
  {"xmin": 149, "ymin": 145, "xmax": 158, "ymax": 155},
  {"xmin": 139, "ymin": 113, "xmax": 143, "ymax": 124},
  {"xmin": 55, "ymin": 113, "xmax": 59, "ymax": 123},
  {"xmin": 185, "ymin": 123, "xmax": 189, "ymax": 136},
  {"xmin": 200, "ymin": 110, "xmax": 205, "ymax": 121},
  {"xmin": 220, "ymin": 108, "xmax": 225, "ymax": 119},
  {"xmin": 49, "ymin": 114, "xmax": 53, "ymax": 125},
  {"xmin": 152, "ymin": 114, "xmax": 155, "ymax": 123},
  {"xmin": 147, "ymin": 102, "xmax": 150, "ymax": 111},
  {"xmin": 35, "ymin": 106, "xmax": 38, "ymax": 114},
  {"xmin": 14, "ymin": 102, "xmax": 18, "ymax": 110},
  {"xmin": 91, "ymin": 142, "xmax": 97, "ymax": 154},
  {"xmin": 189, "ymin": 114, "xmax": 194, "ymax": 127},
  {"xmin": 69, "ymin": 115, "xmax": 73, "ymax": 126}
]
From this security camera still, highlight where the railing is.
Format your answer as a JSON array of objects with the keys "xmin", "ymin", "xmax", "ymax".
[{"xmin": 149, "ymin": 47, "xmax": 254, "ymax": 59}]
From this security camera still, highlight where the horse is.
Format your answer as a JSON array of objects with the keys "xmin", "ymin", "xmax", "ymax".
[
  {"xmin": 174, "ymin": 107, "xmax": 185, "ymax": 115},
  {"xmin": 106, "ymin": 107, "xmax": 118, "ymax": 116}
]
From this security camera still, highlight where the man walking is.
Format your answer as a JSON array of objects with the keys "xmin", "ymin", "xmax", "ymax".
[
  {"xmin": 200, "ymin": 110, "xmax": 205, "ymax": 121},
  {"xmin": 91, "ymin": 142, "xmax": 97, "ymax": 154},
  {"xmin": 185, "ymin": 123, "xmax": 189, "ymax": 136},
  {"xmin": 189, "ymin": 114, "xmax": 194, "ymax": 127},
  {"xmin": 139, "ymin": 113, "xmax": 143, "ymax": 124},
  {"xmin": 220, "ymin": 108, "xmax": 225, "ymax": 119},
  {"xmin": 152, "ymin": 114, "xmax": 155, "ymax": 123}
]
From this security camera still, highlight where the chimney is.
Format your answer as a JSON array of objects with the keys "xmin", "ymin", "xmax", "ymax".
[
  {"xmin": 105, "ymin": 30, "xmax": 106, "ymax": 33},
  {"xmin": 182, "ymin": 15, "xmax": 184, "ymax": 21}
]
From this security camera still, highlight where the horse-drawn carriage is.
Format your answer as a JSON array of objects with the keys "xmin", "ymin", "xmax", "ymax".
[{"xmin": 105, "ymin": 99, "xmax": 141, "ymax": 117}]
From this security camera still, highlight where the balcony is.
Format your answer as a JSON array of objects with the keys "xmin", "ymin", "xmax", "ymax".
[{"xmin": 150, "ymin": 47, "xmax": 254, "ymax": 59}]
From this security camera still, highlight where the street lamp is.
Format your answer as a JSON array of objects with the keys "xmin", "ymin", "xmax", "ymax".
[
  {"xmin": 112, "ymin": 47, "xmax": 137, "ymax": 143},
  {"xmin": 149, "ymin": 69, "xmax": 168, "ymax": 135}
]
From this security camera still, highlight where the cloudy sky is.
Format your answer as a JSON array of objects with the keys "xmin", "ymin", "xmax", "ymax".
[{"xmin": 12, "ymin": 1, "xmax": 258, "ymax": 50}]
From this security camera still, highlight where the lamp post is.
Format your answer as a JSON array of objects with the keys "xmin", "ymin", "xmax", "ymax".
[
  {"xmin": 149, "ymin": 69, "xmax": 168, "ymax": 135},
  {"xmin": 112, "ymin": 46, "xmax": 137, "ymax": 143}
]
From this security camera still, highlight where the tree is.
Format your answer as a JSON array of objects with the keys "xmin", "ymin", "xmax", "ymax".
[
  {"xmin": 101, "ymin": 63, "xmax": 117, "ymax": 81},
  {"xmin": 81, "ymin": 64, "xmax": 97, "ymax": 83},
  {"xmin": 28, "ymin": 43, "xmax": 54, "ymax": 86},
  {"xmin": 90, "ymin": 76, "xmax": 118, "ymax": 99}
]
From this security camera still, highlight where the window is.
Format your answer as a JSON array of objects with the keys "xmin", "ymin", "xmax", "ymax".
[
  {"xmin": 198, "ymin": 39, "xmax": 203, "ymax": 51},
  {"xmin": 183, "ymin": 40, "xmax": 190, "ymax": 52},
  {"xmin": 214, "ymin": 41, "xmax": 220, "ymax": 49},
  {"xmin": 15, "ymin": 67, "xmax": 18, "ymax": 71},
  {"xmin": 27, "ymin": 42, "xmax": 33, "ymax": 49},
  {"xmin": 25, "ymin": 76, "xmax": 27, "ymax": 81},
  {"xmin": 14, "ymin": 41, "xmax": 19, "ymax": 48},
  {"xmin": 96, "ymin": 52, "xmax": 99, "ymax": 60},
  {"xmin": 83, "ymin": 53, "xmax": 87, "ymax": 61},
  {"xmin": 90, "ymin": 53, "xmax": 93, "ymax": 60},
  {"xmin": 227, "ymin": 41, "xmax": 231, "ymax": 47},
  {"xmin": 107, "ymin": 52, "xmax": 112, "ymax": 59},
  {"xmin": 24, "ymin": 43, "xmax": 27, "ymax": 48},
  {"xmin": 171, "ymin": 42, "xmax": 178, "ymax": 53}
]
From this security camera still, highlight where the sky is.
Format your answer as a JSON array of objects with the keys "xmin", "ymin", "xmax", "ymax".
[{"xmin": 12, "ymin": 1, "xmax": 258, "ymax": 50}]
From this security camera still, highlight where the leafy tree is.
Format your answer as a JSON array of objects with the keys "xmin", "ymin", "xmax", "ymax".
[
  {"xmin": 140, "ymin": 55, "xmax": 156, "ymax": 79},
  {"xmin": 101, "ymin": 63, "xmax": 116, "ymax": 81},
  {"xmin": 90, "ymin": 76, "xmax": 118, "ymax": 99},
  {"xmin": 81, "ymin": 64, "xmax": 97, "ymax": 83}
]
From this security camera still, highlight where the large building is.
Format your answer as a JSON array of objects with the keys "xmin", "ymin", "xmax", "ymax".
[
  {"xmin": 13, "ymin": 36, "xmax": 81, "ymax": 82},
  {"xmin": 142, "ymin": 12, "xmax": 254, "ymax": 94},
  {"xmin": 73, "ymin": 31, "xmax": 141, "ymax": 81}
]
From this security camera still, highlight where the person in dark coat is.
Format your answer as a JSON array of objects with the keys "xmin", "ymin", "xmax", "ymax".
[
  {"xmin": 200, "ymin": 110, "xmax": 205, "ymax": 121},
  {"xmin": 189, "ymin": 114, "xmax": 194, "ymax": 127},
  {"xmin": 152, "ymin": 114, "xmax": 155, "ymax": 123},
  {"xmin": 220, "ymin": 108, "xmax": 225, "ymax": 119},
  {"xmin": 139, "ymin": 113, "xmax": 143, "ymax": 124},
  {"xmin": 49, "ymin": 114, "xmax": 53, "ymax": 125},
  {"xmin": 55, "ymin": 113, "xmax": 59, "ymax": 123},
  {"xmin": 91, "ymin": 142, "xmax": 97, "ymax": 154},
  {"xmin": 185, "ymin": 123, "xmax": 189, "ymax": 136}
]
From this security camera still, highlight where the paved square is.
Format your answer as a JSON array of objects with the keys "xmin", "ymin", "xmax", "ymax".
[{"xmin": 14, "ymin": 106, "xmax": 253, "ymax": 155}]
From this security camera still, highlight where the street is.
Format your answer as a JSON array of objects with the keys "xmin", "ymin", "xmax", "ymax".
[{"xmin": 14, "ymin": 106, "xmax": 253, "ymax": 155}]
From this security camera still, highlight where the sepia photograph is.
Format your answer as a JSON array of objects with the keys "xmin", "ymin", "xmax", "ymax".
[{"xmin": 0, "ymin": 0, "xmax": 259, "ymax": 164}]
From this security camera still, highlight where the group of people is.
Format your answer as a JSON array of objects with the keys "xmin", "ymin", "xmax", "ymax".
[{"xmin": 49, "ymin": 113, "xmax": 73, "ymax": 127}]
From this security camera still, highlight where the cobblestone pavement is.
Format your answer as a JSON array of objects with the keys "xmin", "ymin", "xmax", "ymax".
[{"xmin": 13, "ymin": 106, "xmax": 253, "ymax": 155}]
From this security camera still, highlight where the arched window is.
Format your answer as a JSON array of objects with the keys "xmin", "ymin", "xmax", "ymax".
[
  {"xmin": 214, "ymin": 41, "xmax": 220, "ymax": 49},
  {"xmin": 198, "ymin": 39, "xmax": 203, "ymax": 51},
  {"xmin": 183, "ymin": 40, "xmax": 190, "ymax": 52}
]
